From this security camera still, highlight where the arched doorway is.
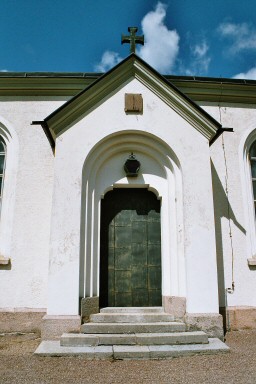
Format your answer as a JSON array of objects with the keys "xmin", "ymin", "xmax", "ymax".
[
  {"xmin": 79, "ymin": 131, "xmax": 185, "ymax": 309},
  {"xmin": 100, "ymin": 188, "xmax": 161, "ymax": 307}
]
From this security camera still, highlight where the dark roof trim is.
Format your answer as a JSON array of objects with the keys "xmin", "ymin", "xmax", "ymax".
[
  {"xmin": 31, "ymin": 121, "xmax": 55, "ymax": 152},
  {"xmin": 164, "ymin": 75, "xmax": 256, "ymax": 86},
  {"xmin": 1, "ymin": 71, "xmax": 256, "ymax": 86},
  {"xmin": 209, "ymin": 127, "xmax": 233, "ymax": 146},
  {"xmin": 0, "ymin": 72, "xmax": 102, "ymax": 79}
]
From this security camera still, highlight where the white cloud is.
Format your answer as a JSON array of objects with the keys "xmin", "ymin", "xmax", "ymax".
[
  {"xmin": 94, "ymin": 51, "xmax": 123, "ymax": 72},
  {"xmin": 218, "ymin": 21, "xmax": 256, "ymax": 53},
  {"xmin": 138, "ymin": 2, "xmax": 180, "ymax": 73},
  {"xmin": 0, "ymin": 69, "xmax": 8, "ymax": 72},
  {"xmin": 194, "ymin": 41, "xmax": 208, "ymax": 58},
  {"xmin": 233, "ymin": 66, "xmax": 256, "ymax": 80},
  {"xmin": 192, "ymin": 41, "xmax": 210, "ymax": 73},
  {"xmin": 94, "ymin": 2, "xmax": 180, "ymax": 73},
  {"xmin": 181, "ymin": 40, "xmax": 211, "ymax": 76}
]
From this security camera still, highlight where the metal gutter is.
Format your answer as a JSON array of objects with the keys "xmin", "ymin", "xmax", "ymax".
[
  {"xmin": 1, "ymin": 71, "xmax": 256, "ymax": 86},
  {"xmin": 0, "ymin": 72, "xmax": 102, "ymax": 78}
]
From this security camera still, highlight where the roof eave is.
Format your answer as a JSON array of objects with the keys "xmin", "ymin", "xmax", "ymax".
[{"xmin": 44, "ymin": 54, "xmax": 221, "ymax": 141}]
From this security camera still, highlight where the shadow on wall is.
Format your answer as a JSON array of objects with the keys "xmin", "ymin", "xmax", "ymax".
[{"xmin": 211, "ymin": 161, "xmax": 246, "ymax": 331}]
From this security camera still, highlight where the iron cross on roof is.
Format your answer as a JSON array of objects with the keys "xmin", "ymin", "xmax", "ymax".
[{"xmin": 121, "ymin": 27, "xmax": 144, "ymax": 54}]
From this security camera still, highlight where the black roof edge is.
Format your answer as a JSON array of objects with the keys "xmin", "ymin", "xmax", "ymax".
[
  {"xmin": 44, "ymin": 53, "xmax": 222, "ymax": 130},
  {"xmin": 0, "ymin": 72, "xmax": 102, "ymax": 79},
  {"xmin": 164, "ymin": 75, "xmax": 256, "ymax": 85},
  {"xmin": 1, "ymin": 71, "xmax": 256, "ymax": 86},
  {"xmin": 31, "ymin": 121, "xmax": 55, "ymax": 152},
  {"xmin": 209, "ymin": 127, "xmax": 233, "ymax": 146}
]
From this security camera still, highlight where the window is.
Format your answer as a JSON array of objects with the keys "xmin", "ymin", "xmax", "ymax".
[
  {"xmin": 249, "ymin": 141, "xmax": 256, "ymax": 216},
  {"xmin": 0, "ymin": 136, "xmax": 6, "ymax": 210}
]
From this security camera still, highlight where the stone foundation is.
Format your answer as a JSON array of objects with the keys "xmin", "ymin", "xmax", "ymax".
[
  {"xmin": 185, "ymin": 313, "xmax": 224, "ymax": 340},
  {"xmin": 41, "ymin": 315, "xmax": 81, "ymax": 340},
  {"xmin": 162, "ymin": 296, "xmax": 186, "ymax": 319},
  {"xmin": 220, "ymin": 306, "xmax": 256, "ymax": 331},
  {"xmin": 0, "ymin": 309, "xmax": 46, "ymax": 334},
  {"xmin": 81, "ymin": 296, "xmax": 99, "ymax": 322}
]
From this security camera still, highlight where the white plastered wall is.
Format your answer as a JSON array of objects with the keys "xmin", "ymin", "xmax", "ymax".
[
  {"xmin": 0, "ymin": 97, "xmax": 66, "ymax": 309},
  {"xmin": 205, "ymin": 104, "xmax": 256, "ymax": 308},
  {"xmin": 47, "ymin": 78, "xmax": 219, "ymax": 316}
]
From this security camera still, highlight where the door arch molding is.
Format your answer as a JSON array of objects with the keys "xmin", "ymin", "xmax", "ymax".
[{"xmin": 79, "ymin": 130, "xmax": 186, "ymax": 304}]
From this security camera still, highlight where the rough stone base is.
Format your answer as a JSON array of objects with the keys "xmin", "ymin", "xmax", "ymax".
[
  {"xmin": 185, "ymin": 313, "xmax": 224, "ymax": 340},
  {"xmin": 35, "ymin": 338, "xmax": 229, "ymax": 358},
  {"xmin": 41, "ymin": 315, "xmax": 81, "ymax": 340},
  {"xmin": 162, "ymin": 296, "xmax": 186, "ymax": 319},
  {"xmin": 81, "ymin": 296, "xmax": 99, "ymax": 322},
  {"xmin": 220, "ymin": 306, "xmax": 256, "ymax": 331},
  {"xmin": 0, "ymin": 309, "xmax": 46, "ymax": 334}
]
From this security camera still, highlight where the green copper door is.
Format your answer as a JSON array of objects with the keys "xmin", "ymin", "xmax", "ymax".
[{"xmin": 100, "ymin": 189, "xmax": 161, "ymax": 307}]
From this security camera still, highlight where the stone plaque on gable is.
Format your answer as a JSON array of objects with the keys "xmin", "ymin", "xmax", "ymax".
[{"xmin": 125, "ymin": 93, "xmax": 143, "ymax": 113}]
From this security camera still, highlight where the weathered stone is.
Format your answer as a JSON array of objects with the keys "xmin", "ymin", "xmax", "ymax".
[
  {"xmin": 41, "ymin": 315, "xmax": 81, "ymax": 340},
  {"xmin": 35, "ymin": 307, "xmax": 230, "ymax": 359},
  {"xmin": 81, "ymin": 296, "xmax": 99, "ymax": 322},
  {"xmin": 0, "ymin": 310, "xmax": 45, "ymax": 334},
  {"xmin": 162, "ymin": 296, "xmax": 186, "ymax": 319},
  {"xmin": 90, "ymin": 313, "xmax": 174, "ymax": 323},
  {"xmin": 100, "ymin": 307, "xmax": 164, "ymax": 313},
  {"xmin": 148, "ymin": 338, "xmax": 229, "ymax": 359},
  {"xmin": 60, "ymin": 333, "xmax": 99, "ymax": 347},
  {"xmin": 185, "ymin": 313, "xmax": 224, "ymax": 340},
  {"xmin": 60, "ymin": 331, "xmax": 208, "ymax": 347},
  {"xmin": 222, "ymin": 306, "xmax": 256, "ymax": 331},
  {"xmin": 113, "ymin": 345, "xmax": 150, "ymax": 359},
  {"xmin": 98, "ymin": 334, "xmax": 137, "ymax": 345},
  {"xmin": 35, "ymin": 338, "xmax": 229, "ymax": 359},
  {"xmin": 60, "ymin": 333, "xmax": 137, "ymax": 346},
  {"xmin": 35, "ymin": 341, "xmax": 113, "ymax": 358},
  {"xmin": 81, "ymin": 321, "xmax": 186, "ymax": 334},
  {"xmin": 135, "ymin": 331, "xmax": 208, "ymax": 345}
]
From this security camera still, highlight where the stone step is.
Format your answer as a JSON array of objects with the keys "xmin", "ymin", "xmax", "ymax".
[
  {"xmin": 60, "ymin": 331, "xmax": 208, "ymax": 347},
  {"xmin": 112, "ymin": 339, "xmax": 230, "ymax": 359},
  {"xmin": 89, "ymin": 313, "xmax": 174, "ymax": 323},
  {"xmin": 100, "ymin": 307, "xmax": 164, "ymax": 313},
  {"xmin": 35, "ymin": 338, "xmax": 230, "ymax": 358},
  {"xmin": 81, "ymin": 321, "xmax": 186, "ymax": 334}
]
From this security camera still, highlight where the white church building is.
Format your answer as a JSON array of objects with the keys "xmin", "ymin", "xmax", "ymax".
[{"xmin": 0, "ymin": 53, "xmax": 256, "ymax": 342}]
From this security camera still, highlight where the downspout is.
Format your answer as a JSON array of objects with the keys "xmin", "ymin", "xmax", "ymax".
[
  {"xmin": 210, "ymin": 124, "xmax": 235, "ymax": 331},
  {"xmin": 221, "ymin": 131, "xmax": 235, "ymax": 331}
]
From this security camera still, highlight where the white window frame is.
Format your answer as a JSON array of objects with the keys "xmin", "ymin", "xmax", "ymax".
[
  {"xmin": 249, "ymin": 142, "xmax": 256, "ymax": 219},
  {"xmin": 0, "ymin": 119, "xmax": 19, "ymax": 262},
  {"xmin": 241, "ymin": 128, "xmax": 256, "ymax": 262},
  {"xmin": 0, "ymin": 136, "xmax": 6, "ymax": 214}
]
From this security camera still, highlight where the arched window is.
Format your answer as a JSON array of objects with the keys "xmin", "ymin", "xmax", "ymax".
[
  {"xmin": 0, "ymin": 136, "xmax": 6, "ymax": 210},
  {"xmin": 249, "ymin": 141, "xmax": 256, "ymax": 217}
]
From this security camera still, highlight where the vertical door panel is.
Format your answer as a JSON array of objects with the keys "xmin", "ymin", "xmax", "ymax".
[{"xmin": 100, "ymin": 189, "xmax": 161, "ymax": 307}]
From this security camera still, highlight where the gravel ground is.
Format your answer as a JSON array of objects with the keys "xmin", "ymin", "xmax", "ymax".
[{"xmin": 0, "ymin": 330, "xmax": 256, "ymax": 384}]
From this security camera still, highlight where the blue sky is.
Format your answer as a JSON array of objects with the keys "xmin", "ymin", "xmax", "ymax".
[{"xmin": 0, "ymin": 0, "xmax": 256, "ymax": 79}]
